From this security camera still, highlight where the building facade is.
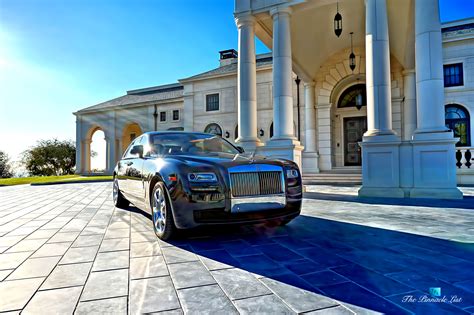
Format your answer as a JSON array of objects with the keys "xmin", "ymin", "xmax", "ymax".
[{"xmin": 74, "ymin": 0, "xmax": 474, "ymax": 199}]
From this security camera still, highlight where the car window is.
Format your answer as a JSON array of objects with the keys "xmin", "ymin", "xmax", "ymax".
[
  {"xmin": 123, "ymin": 137, "xmax": 140, "ymax": 159},
  {"xmin": 150, "ymin": 133, "xmax": 239, "ymax": 155}
]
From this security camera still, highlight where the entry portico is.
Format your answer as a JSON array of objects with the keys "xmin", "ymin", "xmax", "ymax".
[{"xmin": 234, "ymin": 0, "xmax": 462, "ymax": 199}]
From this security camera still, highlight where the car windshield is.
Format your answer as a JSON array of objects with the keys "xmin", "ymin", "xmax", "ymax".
[{"xmin": 150, "ymin": 133, "xmax": 240, "ymax": 156}]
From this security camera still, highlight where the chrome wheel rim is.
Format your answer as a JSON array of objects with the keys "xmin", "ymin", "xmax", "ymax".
[
  {"xmin": 113, "ymin": 178, "xmax": 119, "ymax": 203},
  {"xmin": 152, "ymin": 186, "xmax": 166, "ymax": 234}
]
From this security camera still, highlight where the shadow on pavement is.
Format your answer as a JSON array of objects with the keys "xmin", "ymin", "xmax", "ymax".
[
  {"xmin": 304, "ymin": 191, "xmax": 474, "ymax": 210},
  {"xmin": 126, "ymin": 206, "xmax": 474, "ymax": 314}
]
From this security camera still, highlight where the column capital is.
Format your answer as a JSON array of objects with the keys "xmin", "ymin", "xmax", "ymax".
[
  {"xmin": 402, "ymin": 69, "xmax": 415, "ymax": 76},
  {"xmin": 303, "ymin": 81, "xmax": 315, "ymax": 88},
  {"xmin": 270, "ymin": 6, "xmax": 292, "ymax": 18},
  {"xmin": 235, "ymin": 13, "xmax": 255, "ymax": 28}
]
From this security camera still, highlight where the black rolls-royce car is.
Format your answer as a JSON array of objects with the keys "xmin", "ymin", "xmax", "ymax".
[{"xmin": 113, "ymin": 131, "xmax": 302, "ymax": 240}]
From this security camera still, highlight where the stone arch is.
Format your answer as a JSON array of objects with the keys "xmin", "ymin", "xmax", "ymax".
[
  {"xmin": 83, "ymin": 125, "xmax": 107, "ymax": 174},
  {"xmin": 121, "ymin": 122, "xmax": 143, "ymax": 153},
  {"xmin": 314, "ymin": 47, "xmax": 405, "ymax": 170}
]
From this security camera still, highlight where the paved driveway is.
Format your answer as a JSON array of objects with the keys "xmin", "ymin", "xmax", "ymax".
[{"xmin": 0, "ymin": 183, "xmax": 473, "ymax": 314}]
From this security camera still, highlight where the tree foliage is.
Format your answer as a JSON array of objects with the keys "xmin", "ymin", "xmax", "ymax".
[
  {"xmin": 0, "ymin": 151, "xmax": 13, "ymax": 178},
  {"xmin": 22, "ymin": 139, "xmax": 76, "ymax": 176}
]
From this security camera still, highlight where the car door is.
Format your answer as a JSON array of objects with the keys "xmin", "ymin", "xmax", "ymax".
[
  {"xmin": 127, "ymin": 136, "xmax": 146, "ymax": 207},
  {"xmin": 118, "ymin": 138, "xmax": 138, "ymax": 201}
]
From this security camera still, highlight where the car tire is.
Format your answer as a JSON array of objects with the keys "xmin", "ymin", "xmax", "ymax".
[
  {"xmin": 113, "ymin": 177, "xmax": 130, "ymax": 208},
  {"xmin": 151, "ymin": 182, "xmax": 176, "ymax": 240}
]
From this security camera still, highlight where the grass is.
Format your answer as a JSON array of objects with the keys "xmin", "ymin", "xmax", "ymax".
[{"xmin": 0, "ymin": 175, "xmax": 113, "ymax": 186}]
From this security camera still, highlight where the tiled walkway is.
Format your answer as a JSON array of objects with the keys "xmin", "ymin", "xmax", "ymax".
[{"xmin": 0, "ymin": 183, "xmax": 473, "ymax": 314}]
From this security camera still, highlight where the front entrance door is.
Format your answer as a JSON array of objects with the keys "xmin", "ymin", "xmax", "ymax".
[{"xmin": 344, "ymin": 117, "xmax": 367, "ymax": 166}]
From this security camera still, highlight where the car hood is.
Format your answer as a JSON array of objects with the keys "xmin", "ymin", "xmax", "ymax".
[{"xmin": 165, "ymin": 152, "xmax": 289, "ymax": 168}]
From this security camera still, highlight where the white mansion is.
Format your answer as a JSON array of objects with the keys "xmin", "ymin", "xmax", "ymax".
[{"xmin": 74, "ymin": 0, "xmax": 474, "ymax": 199}]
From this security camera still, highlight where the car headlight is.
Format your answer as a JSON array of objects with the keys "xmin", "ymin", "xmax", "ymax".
[
  {"xmin": 188, "ymin": 172, "xmax": 218, "ymax": 182},
  {"xmin": 286, "ymin": 169, "xmax": 299, "ymax": 179}
]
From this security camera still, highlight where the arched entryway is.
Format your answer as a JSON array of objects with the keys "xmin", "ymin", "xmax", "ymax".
[
  {"xmin": 122, "ymin": 123, "xmax": 143, "ymax": 153},
  {"xmin": 331, "ymin": 82, "xmax": 368, "ymax": 167},
  {"xmin": 83, "ymin": 125, "xmax": 108, "ymax": 174}
]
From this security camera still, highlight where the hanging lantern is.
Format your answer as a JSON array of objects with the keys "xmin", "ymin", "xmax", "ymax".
[
  {"xmin": 334, "ymin": 1, "xmax": 342, "ymax": 37},
  {"xmin": 355, "ymin": 92, "xmax": 363, "ymax": 110},
  {"xmin": 349, "ymin": 32, "xmax": 356, "ymax": 71}
]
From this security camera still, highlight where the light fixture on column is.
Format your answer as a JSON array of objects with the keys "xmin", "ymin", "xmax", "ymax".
[
  {"xmin": 355, "ymin": 77, "xmax": 363, "ymax": 110},
  {"xmin": 349, "ymin": 32, "xmax": 356, "ymax": 72},
  {"xmin": 334, "ymin": 1, "xmax": 342, "ymax": 37},
  {"xmin": 355, "ymin": 93, "xmax": 363, "ymax": 110}
]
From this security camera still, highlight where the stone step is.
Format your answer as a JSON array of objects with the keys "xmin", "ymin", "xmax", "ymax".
[{"xmin": 302, "ymin": 172, "xmax": 362, "ymax": 185}]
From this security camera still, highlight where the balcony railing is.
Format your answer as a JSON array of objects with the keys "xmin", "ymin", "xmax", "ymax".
[{"xmin": 456, "ymin": 147, "xmax": 473, "ymax": 169}]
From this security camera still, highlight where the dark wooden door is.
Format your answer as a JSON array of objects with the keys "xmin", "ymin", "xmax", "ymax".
[{"xmin": 344, "ymin": 117, "xmax": 367, "ymax": 166}]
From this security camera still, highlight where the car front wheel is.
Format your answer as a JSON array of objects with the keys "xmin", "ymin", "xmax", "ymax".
[{"xmin": 151, "ymin": 182, "xmax": 176, "ymax": 240}]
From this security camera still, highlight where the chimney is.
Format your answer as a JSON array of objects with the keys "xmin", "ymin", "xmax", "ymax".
[{"xmin": 219, "ymin": 49, "xmax": 238, "ymax": 67}]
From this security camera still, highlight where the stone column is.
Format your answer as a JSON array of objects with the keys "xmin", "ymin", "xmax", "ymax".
[
  {"xmin": 316, "ymin": 103, "xmax": 332, "ymax": 171},
  {"xmin": 302, "ymin": 82, "xmax": 319, "ymax": 173},
  {"xmin": 235, "ymin": 14, "xmax": 261, "ymax": 151},
  {"xmin": 402, "ymin": 69, "xmax": 417, "ymax": 141},
  {"xmin": 75, "ymin": 116, "xmax": 82, "ymax": 174},
  {"xmin": 84, "ymin": 139, "xmax": 91, "ymax": 174},
  {"xmin": 409, "ymin": 0, "xmax": 462, "ymax": 199},
  {"xmin": 364, "ymin": 0, "xmax": 395, "ymax": 138},
  {"xmin": 105, "ymin": 136, "xmax": 115, "ymax": 175},
  {"xmin": 262, "ymin": 6, "xmax": 303, "ymax": 168},
  {"xmin": 358, "ymin": 0, "xmax": 403, "ymax": 198},
  {"xmin": 414, "ymin": 0, "xmax": 448, "ymax": 134},
  {"xmin": 271, "ymin": 7, "xmax": 294, "ymax": 140}
]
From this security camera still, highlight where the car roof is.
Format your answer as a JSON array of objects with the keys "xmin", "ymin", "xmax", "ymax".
[{"xmin": 144, "ymin": 131, "xmax": 215, "ymax": 137}]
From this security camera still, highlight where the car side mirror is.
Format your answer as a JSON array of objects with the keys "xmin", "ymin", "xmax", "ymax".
[
  {"xmin": 236, "ymin": 146, "xmax": 245, "ymax": 153},
  {"xmin": 130, "ymin": 145, "xmax": 144, "ymax": 158}
]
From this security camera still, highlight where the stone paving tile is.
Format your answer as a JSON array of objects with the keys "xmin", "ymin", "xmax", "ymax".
[
  {"xmin": 177, "ymin": 284, "xmax": 238, "ymax": 314},
  {"xmin": 198, "ymin": 249, "xmax": 241, "ymax": 271},
  {"xmin": 0, "ymin": 252, "xmax": 31, "ymax": 270},
  {"xmin": 47, "ymin": 231, "xmax": 80, "ymax": 243},
  {"xmin": 92, "ymin": 250, "xmax": 129, "ymax": 271},
  {"xmin": 41, "ymin": 262, "xmax": 92, "ymax": 290},
  {"xmin": 25, "ymin": 229, "xmax": 58, "ymax": 240},
  {"xmin": 81, "ymin": 225, "xmax": 107, "ymax": 236},
  {"xmin": 130, "ymin": 255, "xmax": 168, "ymax": 279},
  {"xmin": 304, "ymin": 305, "xmax": 355, "ymax": 314},
  {"xmin": 302, "ymin": 270, "xmax": 350, "ymax": 287},
  {"xmin": 104, "ymin": 228, "xmax": 129, "ymax": 239},
  {"xmin": 129, "ymin": 276, "xmax": 180, "ymax": 314},
  {"xmin": 233, "ymin": 294, "xmax": 295, "ymax": 314},
  {"xmin": 5, "ymin": 238, "xmax": 48, "ymax": 253},
  {"xmin": 261, "ymin": 275, "xmax": 339, "ymax": 313},
  {"xmin": 131, "ymin": 231, "xmax": 157, "ymax": 243},
  {"xmin": 220, "ymin": 239, "xmax": 262, "ymax": 257},
  {"xmin": 211, "ymin": 268, "xmax": 271, "ymax": 300},
  {"xmin": 59, "ymin": 246, "xmax": 99, "ymax": 265},
  {"xmin": 71, "ymin": 234, "xmax": 103, "ymax": 248},
  {"xmin": 99, "ymin": 238, "xmax": 130, "ymax": 252},
  {"xmin": 162, "ymin": 245, "xmax": 198, "ymax": 264},
  {"xmin": 80, "ymin": 268, "xmax": 128, "ymax": 301},
  {"xmin": 130, "ymin": 241, "xmax": 161, "ymax": 257},
  {"xmin": 7, "ymin": 256, "xmax": 61, "ymax": 280},
  {"xmin": 319, "ymin": 281, "xmax": 412, "ymax": 314},
  {"xmin": 31, "ymin": 242, "xmax": 71, "ymax": 258},
  {"xmin": 0, "ymin": 235, "xmax": 24, "ymax": 248},
  {"xmin": 22, "ymin": 286, "xmax": 82, "ymax": 315},
  {"xmin": 75, "ymin": 296, "xmax": 128, "ymax": 315},
  {"xmin": 168, "ymin": 261, "xmax": 216, "ymax": 289},
  {"xmin": 0, "ymin": 269, "xmax": 12, "ymax": 281},
  {"xmin": 0, "ymin": 278, "xmax": 44, "ymax": 312}
]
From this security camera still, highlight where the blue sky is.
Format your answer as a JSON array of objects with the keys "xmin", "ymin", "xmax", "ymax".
[{"xmin": 0, "ymin": 0, "xmax": 473, "ymax": 166}]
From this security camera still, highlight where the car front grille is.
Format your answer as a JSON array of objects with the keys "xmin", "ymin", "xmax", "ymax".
[{"xmin": 230, "ymin": 171, "xmax": 283, "ymax": 197}]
